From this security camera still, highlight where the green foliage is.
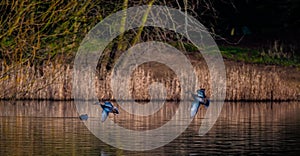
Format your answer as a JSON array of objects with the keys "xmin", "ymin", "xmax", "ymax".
[
  {"xmin": 170, "ymin": 42, "xmax": 299, "ymax": 67},
  {"xmin": 0, "ymin": 0, "xmax": 122, "ymax": 65},
  {"xmin": 0, "ymin": 0, "xmax": 298, "ymax": 68},
  {"xmin": 220, "ymin": 46, "xmax": 300, "ymax": 67}
]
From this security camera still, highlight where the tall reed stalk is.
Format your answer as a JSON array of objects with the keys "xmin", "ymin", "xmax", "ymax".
[{"xmin": 0, "ymin": 60, "xmax": 298, "ymax": 101}]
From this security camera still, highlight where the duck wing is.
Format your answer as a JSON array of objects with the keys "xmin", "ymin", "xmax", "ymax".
[
  {"xmin": 101, "ymin": 103, "xmax": 113, "ymax": 112},
  {"xmin": 101, "ymin": 110, "xmax": 109, "ymax": 122},
  {"xmin": 191, "ymin": 93, "xmax": 205, "ymax": 103},
  {"xmin": 191, "ymin": 101, "xmax": 200, "ymax": 118}
]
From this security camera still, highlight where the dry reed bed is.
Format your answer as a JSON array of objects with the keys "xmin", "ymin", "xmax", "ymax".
[{"xmin": 0, "ymin": 61, "xmax": 299, "ymax": 101}]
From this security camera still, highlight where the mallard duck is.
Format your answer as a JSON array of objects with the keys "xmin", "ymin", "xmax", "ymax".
[
  {"xmin": 96, "ymin": 101, "xmax": 119, "ymax": 122},
  {"xmin": 190, "ymin": 89, "xmax": 210, "ymax": 118}
]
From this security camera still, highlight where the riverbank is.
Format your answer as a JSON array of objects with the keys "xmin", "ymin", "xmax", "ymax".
[{"xmin": 0, "ymin": 59, "xmax": 299, "ymax": 101}]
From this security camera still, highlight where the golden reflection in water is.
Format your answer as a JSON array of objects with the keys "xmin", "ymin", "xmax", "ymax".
[
  {"xmin": 0, "ymin": 101, "xmax": 299, "ymax": 155},
  {"xmin": 1, "ymin": 101, "xmax": 299, "ymax": 132}
]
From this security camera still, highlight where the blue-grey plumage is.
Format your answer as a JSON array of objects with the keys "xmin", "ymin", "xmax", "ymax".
[
  {"xmin": 79, "ymin": 114, "xmax": 88, "ymax": 120},
  {"xmin": 101, "ymin": 110, "xmax": 109, "ymax": 122},
  {"xmin": 96, "ymin": 101, "xmax": 119, "ymax": 122},
  {"xmin": 191, "ymin": 101, "xmax": 200, "ymax": 118},
  {"xmin": 192, "ymin": 93, "xmax": 205, "ymax": 103},
  {"xmin": 190, "ymin": 89, "xmax": 210, "ymax": 118}
]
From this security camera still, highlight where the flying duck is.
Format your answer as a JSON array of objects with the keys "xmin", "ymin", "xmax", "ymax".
[
  {"xmin": 190, "ymin": 89, "xmax": 210, "ymax": 118},
  {"xmin": 96, "ymin": 101, "xmax": 119, "ymax": 122}
]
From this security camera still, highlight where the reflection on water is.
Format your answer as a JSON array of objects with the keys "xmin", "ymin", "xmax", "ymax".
[{"xmin": 0, "ymin": 101, "xmax": 300, "ymax": 155}]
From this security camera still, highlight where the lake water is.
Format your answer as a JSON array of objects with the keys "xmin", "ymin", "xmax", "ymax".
[{"xmin": 0, "ymin": 101, "xmax": 299, "ymax": 155}]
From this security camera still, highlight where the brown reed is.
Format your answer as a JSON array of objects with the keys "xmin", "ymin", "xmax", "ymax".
[{"xmin": 0, "ymin": 60, "xmax": 298, "ymax": 101}]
